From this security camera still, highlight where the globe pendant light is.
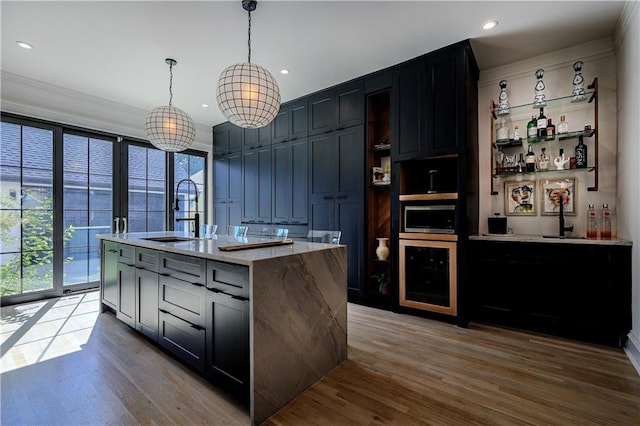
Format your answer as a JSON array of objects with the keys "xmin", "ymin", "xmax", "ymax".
[
  {"xmin": 216, "ymin": 0, "xmax": 281, "ymax": 129},
  {"xmin": 145, "ymin": 58, "xmax": 196, "ymax": 152}
]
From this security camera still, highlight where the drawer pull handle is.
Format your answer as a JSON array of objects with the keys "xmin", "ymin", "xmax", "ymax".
[{"xmin": 191, "ymin": 324, "xmax": 205, "ymax": 331}]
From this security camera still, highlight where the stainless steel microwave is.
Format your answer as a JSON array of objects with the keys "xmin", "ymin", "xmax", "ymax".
[{"xmin": 404, "ymin": 205, "xmax": 456, "ymax": 234}]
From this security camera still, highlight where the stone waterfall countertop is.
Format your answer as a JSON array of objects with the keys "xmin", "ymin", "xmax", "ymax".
[
  {"xmin": 471, "ymin": 233, "xmax": 632, "ymax": 246},
  {"xmin": 97, "ymin": 231, "xmax": 343, "ymax": 264}
]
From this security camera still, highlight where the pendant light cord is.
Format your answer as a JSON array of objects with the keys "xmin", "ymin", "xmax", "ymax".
[
  {"xmin": 168, "ymin": 62, "xmax": 174, "ymax": 106},
  {"xmin": 247, "ymin": 9, "xmax": 252, "ymax": 63}
]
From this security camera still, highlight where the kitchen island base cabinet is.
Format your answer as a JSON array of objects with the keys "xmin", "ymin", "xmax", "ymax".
[
  {"xmin": 158, "ymin": 310, "xmax": 206, "ymax": 373},
  {"xmin": 469, "ymin": 238, "xmax": 632, "ymax": 348},
  {"xmin": 101, "ymin": 241, "xmax": 119, "ymax": 310}
]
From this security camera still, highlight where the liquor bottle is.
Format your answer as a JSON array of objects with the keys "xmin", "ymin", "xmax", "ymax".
[
  {"xmin": 546, "ymin": 117, "xmax": 555, "ymax": 139},
  {"xmin": 601, "ymin": 203, "xmax": 612, "ymax": 240},
  {"xmin": 513, "ymin": 125, "xmax": 521, "ymax": 141},
  {"xmin": 537, "ymin": 147, "xmax": 549, "ymax": 171},
  {"xmin": 517, "ymin": 153, "xmax": 525, "ymax": 173},
  {"xmin": 586, "ymin": 204, "xmax": 598, "ymax": 239},
  {"xmin": 525, "ymin": 144, "xmax": 536, "ymax": 172},
  {"xmin": 496, "ymin": 117, "xmax": 509, "ymax": 142},
  {"xmin": 575, "ymin": 136, "xmax": 587, "ymax": 168},
  {"xmin": 527, "ymin": 115, "xmax": 537, "ymax": 140},
  {"xmin": 557, "ymin": 115, "xmax": 569, "ymax": 134},
  {"xmin": 536, "ymin": 107, "xmax": 547, "ymax": 138}
]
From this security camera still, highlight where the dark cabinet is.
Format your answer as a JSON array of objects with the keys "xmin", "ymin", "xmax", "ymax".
[
  {"xmin": 309, "ymin": 126, "xmax": 365, "ymax": 294},
  {"xmin": 271, "ymin": 138, "xmax": 308, "ymax": 225},
  {"xmin": 309, "ymin": 81, "xmax": 364, "ymax": 136},
  {"xmin": 241, "ymin": 146, "xmax": 272, "ymax": 224},
  {"xmin": 242, "ymin": 122, "xmax": 272, "ymax": 150},
  {"xmin": 469, "ymin": 239, "xmax": 632, "ymax": 348},
  {"xmin": 214, "ymin": 152, "xmax": 242, "ymax": 229},
  {"xmin": 135, "ymin": 268, "xmax": 159, "ymax": 341},
  {"xmin": 273, "ymin": 99, "xmax": 308, "ymax": 144},
  {"xmin": 213, "ymin": 122, "xmax": 243, "ymax": 155},
  {"xmin": 205, "ymin": 260, "xmax": 250, "ymax": 398},
  {"xmin": 101, "ymin": 241, "xmax": 119, "ymax": 310},
  {"xmin": 392, "ymin": 40, "xmax": 476, "ymax": 160},
  {"xmin": 158, "ymin": 252, "xmax": 208, "ymax": 372},
  {"xmin": 116, "ymin": 244, "xmax": 136, "ymax": 328}
]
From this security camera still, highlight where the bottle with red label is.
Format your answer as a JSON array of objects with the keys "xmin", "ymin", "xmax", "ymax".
[
  {"xmin": 601, "ymin": 203, "xmax": 612, "ymax": 240},
  {"xmin": 586, "ymin": 204, "xmax": 598, "ymax": 239}
]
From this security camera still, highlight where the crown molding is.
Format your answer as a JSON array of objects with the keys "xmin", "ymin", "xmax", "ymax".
[
  {"xmin": 614, "ymin": 0, "xmax": 639, "ymax": 52},
  {"xmin": 1, "ymin": 71, "xmax": 212, "ymax": 152},
  {"xmin": 479, "ymin": 37, "xmax": 615, "ymax": 88}
]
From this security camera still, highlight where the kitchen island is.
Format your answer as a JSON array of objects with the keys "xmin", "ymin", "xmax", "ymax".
[{"xmin": 98, "ymin": 231, "xmax": 347, "ymax": 425}]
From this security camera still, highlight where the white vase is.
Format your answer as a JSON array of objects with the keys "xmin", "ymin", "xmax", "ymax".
[{"xmin": 376, "ymin": 237, "xmax": 389, "ymax": 260}]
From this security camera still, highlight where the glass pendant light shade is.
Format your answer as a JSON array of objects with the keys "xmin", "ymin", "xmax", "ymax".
[
  {"xmin": 216, "ymin": 62, "xmax": 281, "ymax": 129},
  {"xmin": 144, "ymin": 105, "xmax": 196, "ymax": 152}
]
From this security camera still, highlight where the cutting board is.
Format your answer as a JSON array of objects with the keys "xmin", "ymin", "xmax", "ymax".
[{"xmin": 218, "ymin": 239, "xmax": 294, "ymax": 251}]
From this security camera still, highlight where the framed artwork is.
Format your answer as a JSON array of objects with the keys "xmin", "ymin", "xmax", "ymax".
[
  {"xmin": 504, "ymin": 180, "xmax": 536, "ymax": 216},
  {"xmin": 540, "ymin": 177, "xmax": 576, "ymax": 216}
]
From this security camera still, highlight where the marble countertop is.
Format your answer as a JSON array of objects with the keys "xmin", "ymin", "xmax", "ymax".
[
  {"xmin": 97, "ymin": 231, "xmax": 342, "ymax": 265},
  {"xmin": 470, "ymin": 233, "xmax": 632, "ymax": 246}
]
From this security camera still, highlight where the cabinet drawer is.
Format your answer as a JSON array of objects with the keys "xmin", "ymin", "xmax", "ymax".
[
  {"xmin": 159, "ymin": 275, "xmax": 206, "ymax": 328},
  {"xmin": 206, "ymin": 260, "xmax": 249, "ymax": 299},
  {"xmin": 159, "ymin": 252, "xmax": 206, "ymax": 285},
  {"xmin": 118, "ymin": 244, "xmax": 135, "ymax": 265},
  {"xmin": 135, "ymin": 247, "xmax": 159, "ymax": 272},
  {"xmin": 158, "ymin": 310, "xmax": 206, "ymax": 373}
]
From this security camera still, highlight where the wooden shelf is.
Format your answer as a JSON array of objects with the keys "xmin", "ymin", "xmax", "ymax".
[{"xmin": 399, "ymin": 193, "xmax": 458, "ymax": 201}]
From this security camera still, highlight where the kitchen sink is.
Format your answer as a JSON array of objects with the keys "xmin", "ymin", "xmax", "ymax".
[{"xmin": 141, "ymin": 236, "xmax": 198, "ymax": 243}]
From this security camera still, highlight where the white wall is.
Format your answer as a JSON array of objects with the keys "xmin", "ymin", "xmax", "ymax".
[
  {"xmin": 615, "ymin": 1, "xmax": 640, "ymax": 372},
  {"xmin": 478, "ymin": 38, "xmax": 618, "ymax": 237}
]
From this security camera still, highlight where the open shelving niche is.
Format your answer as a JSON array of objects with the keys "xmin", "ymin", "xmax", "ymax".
[
  {"xmin": 489, "ymin": 78, "xmax": 599, "ymax": 195},
  {"xmin": 366, "ymin": 89, "xmax": 392, "ymax": 302}
]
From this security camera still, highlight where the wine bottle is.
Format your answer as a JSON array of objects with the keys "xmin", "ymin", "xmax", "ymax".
[
  {"xmin": 527, "ymin": 115, "xmax": 537, "ymax": 140},
  {"xmin": 525, "ymin": 144, "xmax": 536, "ymax": 172},
  {"xmin": 586, "ymin": 204, "xmax": 598, "ymax": 239},
  {"xmin": 536, "ymin": 107, "xmax": 547, "ymax": 138},
  {"xmin": 575, "ymin": 136, "xmax": 587, "ymax": 168}
]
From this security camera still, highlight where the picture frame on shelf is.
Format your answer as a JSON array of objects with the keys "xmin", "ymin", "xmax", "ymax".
[
  {"xmin": 540, "ymin": 177, "xmax": 576, "ymax": 216},
  {"xmin": 504, "ymin": 180, "xmax": 536, "ymax": 216},
  {"xmin": 372, "ymin": 167, "xmax": 384, "ymax": 184}
]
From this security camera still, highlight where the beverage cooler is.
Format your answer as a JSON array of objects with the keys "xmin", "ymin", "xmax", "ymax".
[{"xmin": 399, "ymin": 237, "xmax": 457, "ymax": 316}]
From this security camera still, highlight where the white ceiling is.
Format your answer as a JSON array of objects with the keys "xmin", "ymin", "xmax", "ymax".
[{"xmin": 1, "ymin": 1, "xmax": 626, "ymax": 129}]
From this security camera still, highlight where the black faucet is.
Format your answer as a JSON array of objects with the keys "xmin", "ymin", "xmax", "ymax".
[
  {"xmin": 174, "ymin": 178, "xmax": 200, "ymax": 238},
  {"xmin": 558, "ymin": 192, "xmax": 574, "ymax": 237}
]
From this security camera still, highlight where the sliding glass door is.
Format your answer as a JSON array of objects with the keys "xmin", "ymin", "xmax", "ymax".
[{"xmin": 0, "ymin": 119, "xmax": 59, "ymax": 300}]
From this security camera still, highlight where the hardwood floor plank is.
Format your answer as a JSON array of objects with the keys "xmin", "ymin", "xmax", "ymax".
[{"xmin": 2, "ymin": 293, "xmax": 639, "ymax": 425}]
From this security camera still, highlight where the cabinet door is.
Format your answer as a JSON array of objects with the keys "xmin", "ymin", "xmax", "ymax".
[
  {"xmin": 135, "ymin": 268, "xmax": 159, "ymax": 341},
  {"xmin": 308, "ymin": 89, "xmax": 333, "ymax": 135},
  {"xmin": 213, "ymin": 124, "xmax": 229, "ymax": 156},
  {"xmin": 308, "ymin": 133, "xmax": 336, "ymax": 200},
  {"xmin": 289, "ymin": 100, "xmax": 309, "ymax": 139},
  {"xmin": 256, "ymin": 146, "xmax": 272, "ymax": 224},
  {"xmin": 334, "ymin": 80, "xmax": 364, "ymax": 129},
  {"xmin": 272, "ymin": 107, "xmax": 289, "ymax": 144},
  {"xmin": 335, "ymin": 126, "xmax": 364, "ymax": 196},
  {"xmin": 392, "ymin": 59, "xmax": 426, "ymax": 161},
  {"xmin": 228, "ymin": 123, "xmax": 243, "ymax": 153},
  {"xmin": 101, "ymin": 241, "xmax": 119, "ymax": 309},
  {"xmin": 258, "ymin": 122, "xmax": 272, "ymax": 147},
  {"xmin": 271, "ymin": 142, "xmax": 292, "ymax": 224},
  {"xmin": 206, "ymin": 290, "xmax": 250, "ymax": 390},
  {"xmin": 290, "ymin": 138, "xmax": 308, "ymax": 224},
  {"xmin": 336, "ymin": 195, "xmax": 364, "ymax": 294},
  {"xmin": 214, "ymin": 201, "xmax": 228, "ymax": 232},
  {"xmin": 426, "ymin": 46, "xmax": 464, "ymax": 156},
  {"xmin": 228, "ymin": 152, "xmax": 242, "ymax": 202},
  {"xmin": 159, "ymin": 310, "xmax": 206, "ymax": 373},
  {"xmin": 116, "ymin": 262, "xmax": 136, "ymax": 328},
  {"xmin": 242, "ymin": 128, "xmax": 258, "ymax": 150},
  {"xmin": 214, "ymin": 155, "xmax": 229, "ymax": 202},
  {"xmin": 241, "ymin": 150, "xmax": 258, "ymax": 223},
  {"xmin": 159, "ymin": 275, "xmax": 206, "ymax": 327}
]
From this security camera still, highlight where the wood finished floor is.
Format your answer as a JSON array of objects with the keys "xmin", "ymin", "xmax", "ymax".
[{"xmin": 1, "ymin": 291, "xmax": 639, "ymax": 425}]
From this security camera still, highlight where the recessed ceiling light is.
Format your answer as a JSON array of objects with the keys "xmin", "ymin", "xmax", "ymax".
[
  {"xmin": 16, "ymin": 41, "xmax": 33, "ymax": 49},
  {"xmin": 482, "ymin": 20, "xmax": 498, "ymax": 31},
  {"xmin": 201, "ymin": 103, "xmax": 209, "ymax": 108},
  {"xmin": 280, "ymin": 69, "xmax": 290, "ymax": 75}
]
